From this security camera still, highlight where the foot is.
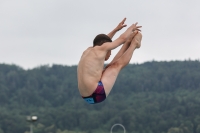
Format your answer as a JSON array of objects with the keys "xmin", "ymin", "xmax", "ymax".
[{"xmin": 131, "ymin": 31, "xmax": 142, "ymax": 48}]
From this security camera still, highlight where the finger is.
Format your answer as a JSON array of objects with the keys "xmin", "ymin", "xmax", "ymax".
[
  {"xmin": 132, "ymin": 28, "xmax": 141, "ymax": 32},
  {"xmin": 132, "ymin": 29, "xmax": 141, "ymax": 32},
  {"xmin": 123, "ymin": 24, "xmax": 127, "ymax": 27},
  {"xmin": 136, "ymin": 26, "xmax": 142, "ymax": 28},
  {"xmin": 134, "ymin": 22, "xmax": 138, "ymax": 26},
  {"xmin": 121, "ymin": 18, "xmax": 126, "ymax": 24}
]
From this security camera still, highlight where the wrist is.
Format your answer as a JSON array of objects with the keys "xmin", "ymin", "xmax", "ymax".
[{"xmin": 114, "ymin": 28, "xmax": 119, "ymax": 32}]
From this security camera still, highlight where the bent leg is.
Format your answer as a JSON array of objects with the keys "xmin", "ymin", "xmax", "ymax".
[
  {"xmin": 101, "ymin": 32, "xmax": 142, "ymax": 96},
  {"xmin": 101, "ymin": 63, "xmax": 121, "ymax": 96},
  {"xmin": 113, "ymin": 32, "xmax": 142, "ymax": 68},
  {"xmin": 109, "ymin": 31, "xmax": 138, "ymax": 64}
]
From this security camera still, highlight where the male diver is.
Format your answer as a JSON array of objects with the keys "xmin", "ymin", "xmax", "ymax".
[{"xmin": 77, "ymin": 18, "xmax": 142, "ymax": 104}]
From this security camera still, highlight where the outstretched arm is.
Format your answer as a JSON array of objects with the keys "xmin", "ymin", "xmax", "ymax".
[
  {"xmin": 102, "ymin": 22, "xmax": 142, "ymax": 51},
  {"xmin": 107, "ymin": 18, "xmax": 127, "ymax": 39}
]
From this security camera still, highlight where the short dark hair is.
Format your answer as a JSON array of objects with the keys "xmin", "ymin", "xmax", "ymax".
[{"xmin": 93, "ymin": 34, "xmax": 112, "ymax": 47}]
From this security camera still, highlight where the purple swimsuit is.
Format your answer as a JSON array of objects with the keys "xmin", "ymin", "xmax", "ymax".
[{"xmin": 82, "ymin": 81, "xmax": 106, "ymax": 104}]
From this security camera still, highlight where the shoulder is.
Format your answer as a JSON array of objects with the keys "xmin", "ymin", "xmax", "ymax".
[
  {"xmin": 82, "ymin": 46, "xmax": 105, "ymax": 56},
  {"xmin": 82, "ymin": 47, "xmax": 93, "ymax": 54}
]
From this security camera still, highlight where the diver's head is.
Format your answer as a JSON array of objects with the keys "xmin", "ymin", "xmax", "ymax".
[{"xmin": 93, "ymin": 34, "xmax": 112, "ymax": 47}]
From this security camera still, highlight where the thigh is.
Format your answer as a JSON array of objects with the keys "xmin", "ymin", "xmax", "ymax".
[{"xmin": 101, "ymin": 63, "xmax": 122, "ymax": 97}]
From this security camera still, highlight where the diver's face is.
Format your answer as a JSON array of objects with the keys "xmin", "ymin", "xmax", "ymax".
[{"xmin": 105, "ymin": 50, "xmax": 111, "ymax": 61}]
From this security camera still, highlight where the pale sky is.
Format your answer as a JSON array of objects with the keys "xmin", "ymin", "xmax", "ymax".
[{"xmin": 0, "ymin": 0, "xmax": 200, "ymax": 69}]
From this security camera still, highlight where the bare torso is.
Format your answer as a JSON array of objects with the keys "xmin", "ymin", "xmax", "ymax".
[{"xmin": 77, "ymin": 46, "xmax": 106, "ymax": 97}]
